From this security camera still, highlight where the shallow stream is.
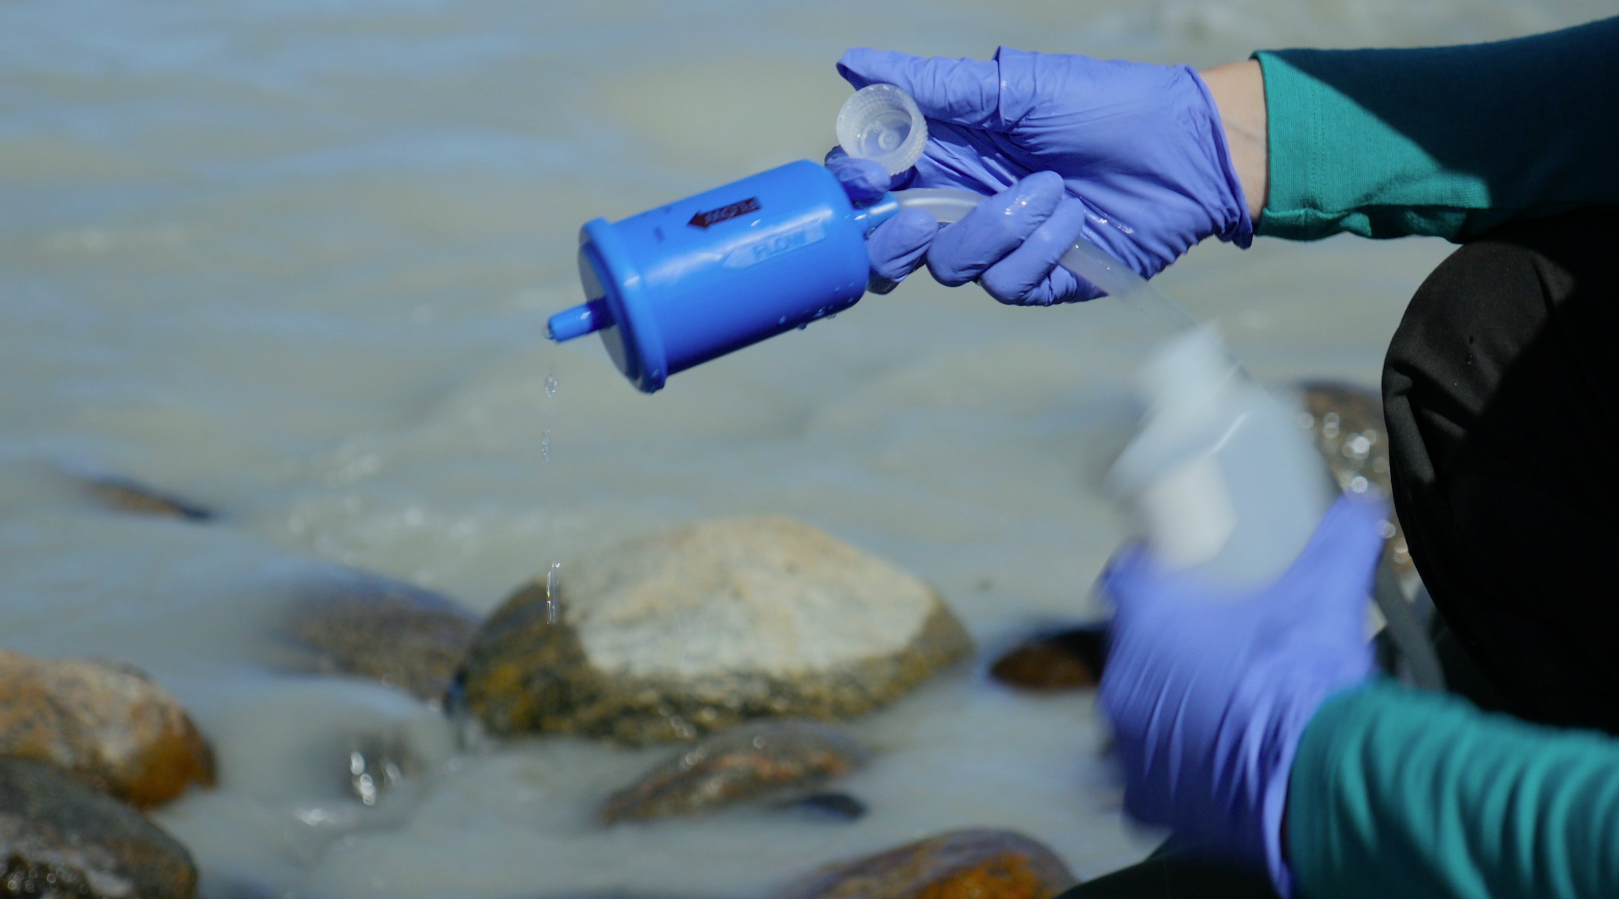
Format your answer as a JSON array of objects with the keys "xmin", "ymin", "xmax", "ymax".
[{"xmin": 1, "ymin": 1, "xmax": 1608, "ymax": 897}]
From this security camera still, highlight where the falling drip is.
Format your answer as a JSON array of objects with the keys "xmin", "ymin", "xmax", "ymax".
[
  {"xmin": 545, "ymin": 369, "xmax": 557, "ymax": 399},
  {"xmin": 541, "ymin": 429, "xmax": 552, "ymax": 461},
  {"xmin": 545, "ymin": 563, "xmax": 561, "ymax": 624}
]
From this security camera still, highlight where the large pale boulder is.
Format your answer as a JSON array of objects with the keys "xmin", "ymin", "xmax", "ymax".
[
  {"xmin": 461, "ymin": 515, "xmax": 972, "ymax": 744},
  {"xmin": 0, "ymin": 652, "xmax": 215, "ymax": 809}
]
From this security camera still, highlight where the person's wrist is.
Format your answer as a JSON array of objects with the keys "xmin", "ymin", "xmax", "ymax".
[
  {"xmin": 1263, "ymin": 679, "xmax": 1373, "ymax": 897},
  {"xmin": 1198, "ymin": 59, "xmax": 1268, "ymax": 221}
]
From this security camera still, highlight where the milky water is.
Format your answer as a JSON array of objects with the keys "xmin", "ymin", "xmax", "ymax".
[{"xmin": 2, "ymin": 1, "xmax": 1610, "ymax": 897}]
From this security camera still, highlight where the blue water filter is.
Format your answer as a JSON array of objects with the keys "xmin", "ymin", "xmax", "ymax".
[{"xmin": 547, "ymin": 160, "xmax": 898, "ymax": 393}]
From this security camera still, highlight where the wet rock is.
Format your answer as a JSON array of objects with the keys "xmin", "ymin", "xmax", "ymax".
[
  {"xmin": 988, "ymin": 624, "xmax": 1107, "ymax": 692},
  {"xmin": 0, "ymin": 652, "xmax": 214, "ymax": 809},
  {"xmin": 774, "ymin": 791, "xmax": 866, "ymax": 823},
  {"xmin": 279, "ymin": 569, "xmax": 479, "ymax": 707},
  {"xmin": 771, "ymin": 829, "xmax": 1077, "ymax": 899},
  {"xmin": 1295, "ymin": 381, "xmax": 1414, "ymax": 578},
  {"xmin": 600, "ymin": 720, "xmax": 868, "ymax": 824},
  {"xmin": 81, "ymin": 477, "xmax": 214, "ymax": 522},
  {"xmin": 0, "ymin": 757, "xmax": 198, "ymax": 899},
  {"xmin": 461, "ymin": 516, "xmax": 973, "ymax": 745}
]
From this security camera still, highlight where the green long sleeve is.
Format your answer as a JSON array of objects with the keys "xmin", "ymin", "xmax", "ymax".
[
  {"xmin": 1288, "ymin": 682, "xmax": 1619, "ymax": 899},
  {"xmin": 1253, "ymin": 17, "xmax": 1619, "ymax": 242}
]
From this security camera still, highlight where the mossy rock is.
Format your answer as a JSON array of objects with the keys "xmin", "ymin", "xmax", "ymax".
[{"xmin": 461, "ymin": 516, "xmax": 972, "ymax": 745}]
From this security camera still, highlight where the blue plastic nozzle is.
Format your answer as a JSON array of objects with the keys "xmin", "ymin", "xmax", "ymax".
[{"xmin": 547, "ymin": 298, "xmax": 613, "ymax": 342}]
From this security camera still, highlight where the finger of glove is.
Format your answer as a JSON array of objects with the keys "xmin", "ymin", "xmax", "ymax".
[
  {"xmin": 824, "ymin": 151, "xmax": 894, "ymax": 204},
  {"xmin": 926, "ymin": 171, "xmax": 1066, "ymax": 287},
  {"xmin": 1101, "ymin": 638, "xmax": 1192, "ymax": 831},
  {"xmin": 867, "ymin": 207, "xmax": 937, "ymax": 288},
  {"xmin": 978, "ymin": 196, "xmax": 1103, "ymax": 305},
  {"xmin": 837, "ymin": 48, "xmax": 1001, "ymax": 129}
]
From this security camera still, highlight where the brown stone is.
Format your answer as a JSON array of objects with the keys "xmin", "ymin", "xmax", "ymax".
[
  {"xmin": 771, "ymin": 829, "xmax": 1077, "ymax": 899},
  {"xmin": 80, "ymin": 477, "xmax": 213, "ymax": 522},
  {"xmin": 775, "ymin": 791, "xmax": 867, "ymax": 822},
  {"xmin": 0, "ymin": 757, "xmax": 198, "ymax": 899},
  {"xmin": 600, "ymin": 720, "xmax": 868, "ymax": 824},
  {"xmin": 461, "ymin": 516, "xmax": 973, "ymax": 745},
  {"xmin": 988, "ymin": 625, "xmax": 1107, "ymax": 692},
  {"xmin": 1296, "ymin": 381, "xmax": 1414, "ymax": 578},
  {"xmin": 0, "ymin": 652, "xmax": 214, "ymax": 809},
  {"xmin": 279, "ymin": 569, "xmax": 479, "ymax": 707}
]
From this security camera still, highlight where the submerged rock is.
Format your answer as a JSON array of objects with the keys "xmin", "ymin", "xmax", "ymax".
[
  {"xmin": 774, "ymin": 791, "xmax": 867, "ymax": 823},
  {"xmin": 599, "ymin": 720, "xmax": 868, "ymax": 824},
  {"xmin": 0, "ymin": 758, "xmax": 198, "ymax": 899},
  {"xmin": 80, "ymin": 476, "xmax": 214, "ymax": 522},
  {"xmin": 279, "ymin": 570, "xmax": 480, "ymax": 707},
  {"xmin": 461, "ymin": 516, "xmax": 973, "ymax": 745},
  {"xmin": 1295, "ymin": 381, "xmax": 1413, "ymax": 577},
  {"xmin": 989, "ymin": 624, "xmax": 1108, "ymax": 692},
  {"xmin": 771, "ymin": 829, "xmax": 1077, "ymax": 899},
  {"xmin": 0, "ymin": 652, "xmax": 214, "ymax": 809}
]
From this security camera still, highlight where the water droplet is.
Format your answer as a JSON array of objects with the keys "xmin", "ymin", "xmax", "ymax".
[
  {"xmin": 540, "ymin": 429, "xmax": 552, "ymax": 461},
  {"xmin": 1378, "ymin": 519, "xmax": 1397, "ymax": 539},
  {"xmin": 797, "ymin": 322, "xmax": 809, "ymax": 331},
  {"xmin": 545, "ymin": 563, "xmax": 561, "ymax": 624},
  {"xmin": 1349, "ymin": 476, "xmax": 1369, "ymax": 493},
  {"xmin": 545, "ymin": 370, "xmax": 557, "ymax": 399},
  {"xmin": 356, "ymin": 773, "xmax": 377, "ymax": 806}
]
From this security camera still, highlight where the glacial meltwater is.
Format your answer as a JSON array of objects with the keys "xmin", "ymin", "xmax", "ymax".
[{"xmin": 1, "ymin": 1, "xmax": 1607, "ymax": 897}]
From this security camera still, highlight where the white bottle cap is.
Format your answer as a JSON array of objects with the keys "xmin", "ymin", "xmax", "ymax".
[{"xmin": 836, "ymin": 84, "xmax": 928, "ymax": 176}]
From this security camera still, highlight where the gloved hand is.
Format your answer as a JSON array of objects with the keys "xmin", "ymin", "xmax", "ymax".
[
  {"xmin": 827, "ymin": 47, "xmax": 1253, "ymax": 304},
  {"xmin": 1098, "ymin": 496, "xmax": 1384, "ymax": 896}
]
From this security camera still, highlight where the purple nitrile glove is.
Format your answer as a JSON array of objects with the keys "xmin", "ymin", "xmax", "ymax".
[
  {"xmin": 827, "ymin": 47, "xmax": 1253, "ymax": 305},
  {"xmin": 1098, "ymin": 496, "xmax": 1384, "ymax": 896},
  {"xmin": 826, "ymin": 152, "xmax": 937, "ymax": 295}
]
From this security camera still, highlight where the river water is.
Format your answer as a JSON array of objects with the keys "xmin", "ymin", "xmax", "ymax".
[{"xmin": 1, "ymin": 2, "xmax": 1608, "ymax": 897}]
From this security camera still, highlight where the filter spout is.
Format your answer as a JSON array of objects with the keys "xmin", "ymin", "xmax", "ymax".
[{"xmin": 547, "ymin": 298, "xmax": 613, "ymax": 342}]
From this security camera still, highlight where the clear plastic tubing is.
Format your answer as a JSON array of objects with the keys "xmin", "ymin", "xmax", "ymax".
[{"xmin": 891, "ymin": 188, "xmax": 1196, "ymax": 336}]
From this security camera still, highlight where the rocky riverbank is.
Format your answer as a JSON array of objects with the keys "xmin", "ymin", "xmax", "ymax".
[{"xmin": 4, "ymin": 506, "xmax": 1109, "ymax": 899}]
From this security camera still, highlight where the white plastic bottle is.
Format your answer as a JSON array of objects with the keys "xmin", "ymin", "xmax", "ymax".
[{"xmin": 1107, "ymin": 325, "xmax": 1334, "ymax": 588}]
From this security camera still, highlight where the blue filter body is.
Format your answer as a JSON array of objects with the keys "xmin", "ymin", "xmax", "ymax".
[{"xmin": 553, "ymin": 160, "xmax": 896, "ymax": 393}]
